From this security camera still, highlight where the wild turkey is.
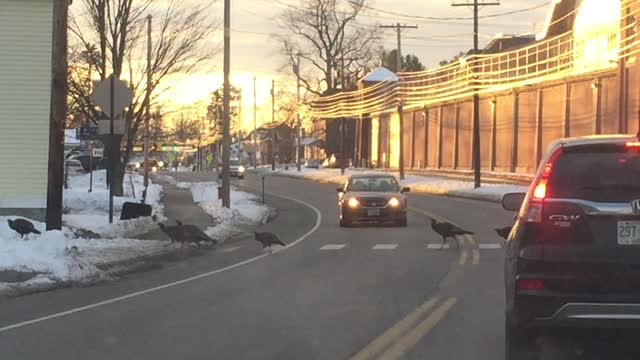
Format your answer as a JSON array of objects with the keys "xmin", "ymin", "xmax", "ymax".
[
  {"xmin": 430, "ymin": 218, "xmax": 473, "ymax": 250},
  {"xmin": 7, "ymin": 219, "xmax": 41, "ymax": 239},
  {"xmin": 158, "ymin": 223, "xmax": 216, "ymax": 247},
  {"xmin": 254, "ymin": 232, "xmax": 286, "ymax": 253}
]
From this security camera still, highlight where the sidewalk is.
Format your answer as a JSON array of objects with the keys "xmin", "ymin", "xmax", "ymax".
[{"xmin": 135, "ymin": 180, "xmax": 217, "ymax": 241}]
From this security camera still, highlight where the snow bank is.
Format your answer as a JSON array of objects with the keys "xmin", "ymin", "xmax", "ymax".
[
  {"xmin": 178, "ymin": 181, "xmax": 271, "ymax": 225},
  {"xmin": 0, "ymin": 217, "xmax": 167, "ymax": 283},
  {"xmin": 63, "ymin": 170, "xmax": 165, "ymax": 238},
  {"xmin": 254, "ymin": 167, "xmax": 528, "ymax": 202}
]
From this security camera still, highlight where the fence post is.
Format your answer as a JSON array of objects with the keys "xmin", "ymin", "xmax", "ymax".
[
  {"xmin": 593, "ymin": 79, "xmax": 602, "ymax": 135},
  {"xmin": 437, "ymin": 105, "xmax": 443, "ymax": 169},
  {"xmin": 534, "ymin": 88, "xmax": 544, "ymax": 167},
  {"xmin": 423, "ymin": 107, "xmax": 429, "ymax": 169},
  {"xmin": 511, "ymin": 91, "xmax": 519, "ymax": 173},
  {"xmin": 453, "ymin": 105, "xmax": 460, "ymax": 170},
  {"xmin": 563, "ymin": 82, "xmax": 571, "ymax": 137},
  {"xmin": 490, "ymin": 97, "xmax": 497, "ymax": 172},
  {"xmin": 411, "ymin": 111, "xmax": 416, "ymax": 169}
]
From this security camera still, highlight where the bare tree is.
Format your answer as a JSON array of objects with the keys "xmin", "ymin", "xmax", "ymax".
[
  {"xmin": 172, "ymin": 116, "xmax": 200, "ymax": 143},
  {"xmin": 278, "ymin": 0, "xmax": 381, "ymax": 96},
  {"xmin": 68, "ymin": 0, "xmax": 218, "ymax": 195}
]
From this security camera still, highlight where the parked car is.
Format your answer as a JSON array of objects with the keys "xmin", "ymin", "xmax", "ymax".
[
  {"xmin": 502, "ymin": 135, "xmax": 640, "ymax": 359},
  {"xmin": 67, "ymin": 153, "xmax": 102, "ymax": 172},
  {"xmin": 305, "ymin": 159, "xmax": 322, "ymax": 169},
  {"xmin": 337, "ymin": 174, "xmax": 409, "ymax": 227}
]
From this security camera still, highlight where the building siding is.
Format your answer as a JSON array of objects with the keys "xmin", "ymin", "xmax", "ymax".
[{"xmin": 0, "ymin": 0, "xmax": 53, "ymax": 210}]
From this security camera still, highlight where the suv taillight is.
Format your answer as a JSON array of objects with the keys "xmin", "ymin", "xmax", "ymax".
[{"xmin": 521, "ymin": 147, "xmax": 563, "ymax": 223}]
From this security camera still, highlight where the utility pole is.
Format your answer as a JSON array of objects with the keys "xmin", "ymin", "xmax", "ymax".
[
  {"xmin": 379, "ymin": 23, "xmax": 418, "ymax": 73},
  {"xmin": 253, "ymin": 76, "xmax": 257, "ymax": 168},
  {"xmin": 271, "ymin": 79, "xmax": 276, "ymax": 171},
  {"xmin": 143, "ymin": 15, "xmax": 152, "ymax": 201},
  {"xmin": 380, "ymin": 23, "xmax": 417, "ymax": 180},
  {"xmin": 452, "ymin": 0, "xmax": 500, "ymax": 189},
  {"xmin": 295, "ymin": 53, "xmax": 302, "ymax": 172},
  {"xmin": 221, "ymin": 0, "xmax": 231, "ymax": 208},
  {"xmin": 47, "ymin": 0, "xmax": 69, "ymax": 230}
]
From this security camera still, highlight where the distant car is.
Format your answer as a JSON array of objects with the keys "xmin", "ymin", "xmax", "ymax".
[
  {"xmin": 128, "ymin": 159, "xmax": 163, "ymax": 173},
  {"xmin": 218, "ymin": 159, "xmax": 246, "ymax": 179},
  {"xmin": 502, "ymin": 135, "xmax": 640, "ymax": 359},
  {"xmin": 65, "ymin": 159, "xmax": 85, "ymax": 177},
  {"xmin": 337, "ymin": 174, "xmax": 409, "ymax": 227},
  {"xmin": 305, "ymin": 159, "xmax": 322, "ymax": 169},
  {"xmin": 67, "ymin": 153, "xmax": 101, "ymax": 172}
]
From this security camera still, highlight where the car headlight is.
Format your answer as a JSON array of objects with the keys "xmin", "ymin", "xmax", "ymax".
[
  {"xmin": 347, "ymin": 198, "xmax": 360, "ymax": 208},
  {"xmin": 157, "ymin": 161, "xmax": 164, "ymax": 167},
  {"xmin": 388, "ymin": 197, "xmax": 400, "ymax": 207},
  {"xmin": 238, "ymin": 166, "xmax": 245, "ymax": 173},
  {"xmin": 152, "ymin": 166, "xmax": 157, "ymax": 172},
  {"xmin": 135, "ymin": 163, "xmax": 141, "ymax": 169}
]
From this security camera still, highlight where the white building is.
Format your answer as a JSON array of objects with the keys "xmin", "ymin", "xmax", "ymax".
[{"xmin": 0, "ymin": 0, "xmax": 54, "ymax": 219}]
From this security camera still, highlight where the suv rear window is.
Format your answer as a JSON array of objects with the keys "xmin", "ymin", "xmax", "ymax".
[{"xmin": 549, "ymin": 148, "xmax": 640, "ymax": 202}]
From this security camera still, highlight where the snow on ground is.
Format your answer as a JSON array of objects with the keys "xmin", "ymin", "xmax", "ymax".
[
  {"xmin": 0, "ymin": 217, "xmax": 167, "ymax": 286},
  {"xmin": 177, "ymin": 181, "xmax": 271, "ymax": 227},
  {"xmin": 63, "ymin": 170, "xmax": 165, "ymax": 238},
  {"xmin": 254, "ymin": 166, "xmax": 529, "ymax": 202}
]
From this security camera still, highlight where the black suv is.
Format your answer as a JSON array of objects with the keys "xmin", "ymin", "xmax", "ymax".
[{"xmin": 502, "ymin": 135, "xmax": 640, "ymax": 359}]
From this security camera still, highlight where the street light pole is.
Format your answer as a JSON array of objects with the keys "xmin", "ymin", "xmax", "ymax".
[
  {"xmin": 253, "ymin": 76, "xmax": 257, "ymax": 168},
  {"xmin": 143, "ymin": 15, "xmax": 152, "ymax": 200},
  {"xmin": 221, "ymin": 0, "xmax": 231, "ymax": 208}
]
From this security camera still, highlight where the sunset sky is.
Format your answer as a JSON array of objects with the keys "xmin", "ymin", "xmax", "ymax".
[{"xmin": 71, "ymin": 0, "xmax": 551, "ymax": 130}]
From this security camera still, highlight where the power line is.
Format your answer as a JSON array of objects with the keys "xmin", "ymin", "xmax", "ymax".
[{"xmin": 348, "ymin": 0, "xmax": 548, "ymax": 21}]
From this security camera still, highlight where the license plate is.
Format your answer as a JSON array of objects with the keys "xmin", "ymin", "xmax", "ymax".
[
  {"xmin": 617, "ymin": 221, "xmax": 640, "ymax": 245},
  {"xmin": 367, "ymin": 209, "xmax": 381, "ymax": 217}
]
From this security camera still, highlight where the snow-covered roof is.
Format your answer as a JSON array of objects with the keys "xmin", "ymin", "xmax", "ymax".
[{"xmin": 361, "ymin": 67, "xmax": 399, "ymax": 82}]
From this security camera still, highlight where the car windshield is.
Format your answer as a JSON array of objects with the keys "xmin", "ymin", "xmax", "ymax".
[
  {"xmin": 230, "ymin": 160, "xmax": 240, "ymax": 166},
  {"xmin": 348, "ymin": 176, "xmax": 399, "ymax": 192}
]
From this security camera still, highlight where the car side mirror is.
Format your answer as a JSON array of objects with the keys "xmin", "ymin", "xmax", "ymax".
[
  {"xmin": 337, "ymin": 187, "xmax": 344, "ymax": 193},
  {"xmin": 502, "ymin": 193, "xmax": 526, "ymax": 212},
  {"xmin": 401, "ymin": 187, "xmax": 411, "ymax": 193}
]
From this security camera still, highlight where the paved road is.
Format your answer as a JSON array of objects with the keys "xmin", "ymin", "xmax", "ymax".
[{"xmin": 0, "ymin": 172, "xmax": 636, "ymax": 359}]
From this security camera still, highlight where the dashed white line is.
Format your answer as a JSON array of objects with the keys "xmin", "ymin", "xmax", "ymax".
[
  {"xmin": 427, "ymin": 244, "xmax": 449, "ymax": 250},
  {"xmin": 373, "ymin": 244, "xmax": 398, "ymax": 250},
  {"xmin": 478, "ymin": 244, "xmax": 503, "ymax": 249},
  {"xmin": 221, "ymin": 246, "xmax": 243, "ymax": 253},
  {"xmin": 320, "ymin": 244, "xmax": 347, "ymax": 250}
]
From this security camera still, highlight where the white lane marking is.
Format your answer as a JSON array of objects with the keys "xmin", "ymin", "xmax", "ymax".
[
  {"xmin": 427, "ymin": 244, "xmax": 449, "ymax": 250},
  {"xmin": 373, "ymin": 244, "xmax": 398, "ymax": 250},
  {"xmin": 320, "ymin": 244, "xmax": 346, "ymax": 250},
  {"xmin": 221, "ymin": 246, "xmax": 243, "ymax": 253},
  {"xmin": 478, "ymin": 243, "xmax": 503, "ymax": 249},
  {"xmin": 0, "ymin": 193, "xmax": 322, "ymax": 334}
]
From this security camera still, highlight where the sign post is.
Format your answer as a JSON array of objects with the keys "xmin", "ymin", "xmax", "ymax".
[{"xmin": 90, "ymin": 74, "xmax": 133, "ymax": 223}]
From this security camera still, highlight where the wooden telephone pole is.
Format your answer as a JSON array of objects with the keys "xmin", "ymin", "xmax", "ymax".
[
  {"xmin": 46, "ymin": 0, "xmax": 69, "ymax": 230},
  {"xmin": 452, "ymin": 0, "xmax": 500, "ymax": 189}
]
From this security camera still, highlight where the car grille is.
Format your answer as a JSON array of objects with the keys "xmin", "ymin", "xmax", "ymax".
[{"xmin": 359, "ymin": 197, "xmax": 388, "ymax": 208}]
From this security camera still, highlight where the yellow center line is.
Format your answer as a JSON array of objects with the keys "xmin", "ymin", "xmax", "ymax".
[
  {"xmin": 377, "ymin": 298, "xmax": 459, "ymax": 360},
  {"xmin": 350, "ymin": 298, "xmax": 440, "ymax": 360}
]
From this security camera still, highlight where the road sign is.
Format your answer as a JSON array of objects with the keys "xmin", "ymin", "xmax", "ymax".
[
  {"xmin": 78, "ymin": 125, "xmax": 99, "ymax": 140},
  {"xmin": 92, "ymin": 148, "xmax": 104, "ymax": 157},
  {"xmin": 90, "ymin": 74, "xmax": 134, "ymax": 119}
]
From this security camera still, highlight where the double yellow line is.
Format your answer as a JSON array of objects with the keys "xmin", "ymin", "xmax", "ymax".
[{"xmin": 351, "ymin": 297, "xmax": 458, "ymax": 360}]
